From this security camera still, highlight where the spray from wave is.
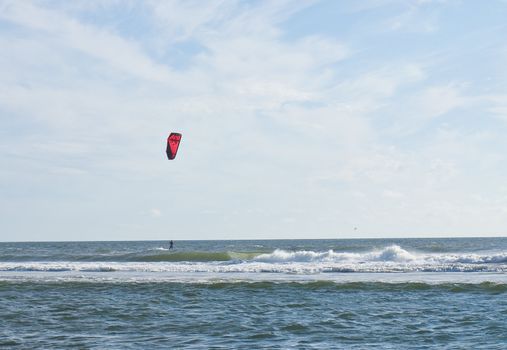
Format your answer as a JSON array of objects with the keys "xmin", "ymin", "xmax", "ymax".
[{"xmin": 253, "ymin": 245, "xmax": 418, "ymax": 263}]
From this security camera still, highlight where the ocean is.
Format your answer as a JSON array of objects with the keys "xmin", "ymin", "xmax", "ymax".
[{"xmin": 1, "ymin": 238, "xmax": 506, "ymax": 349}]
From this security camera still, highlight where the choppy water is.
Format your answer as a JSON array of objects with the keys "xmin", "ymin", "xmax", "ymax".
[{"xmin": 1, "ymin": 238, "xmax": 506, "ymax": 348}]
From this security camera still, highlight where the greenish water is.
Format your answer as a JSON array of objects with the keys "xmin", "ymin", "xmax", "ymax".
[{"xmin": 1, "ymin": 238, "xmax": 506, "ymax": 348}]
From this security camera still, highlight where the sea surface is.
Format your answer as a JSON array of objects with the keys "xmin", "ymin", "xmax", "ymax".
[{"xmin": 1, "ymin": 237, "xmax": 506, "ymax": 349}]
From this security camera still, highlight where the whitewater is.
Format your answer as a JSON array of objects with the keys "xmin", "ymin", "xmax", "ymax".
[
  {"xmin": 1, "ymin": 238, "xmax": 507, "ymax": 281},
  {"xmin": 2, "ymin": 245, "xmax": 507, "ymax": 275},
  {"xmin": 1, "ymin": 238, "xmax": 506, "ymax": 349}
]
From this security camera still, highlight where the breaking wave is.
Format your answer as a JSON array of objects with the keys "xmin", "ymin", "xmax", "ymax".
[
  {"xmin": 253, "ymin": 245, "xmax": 417, "ymax": 263},
  {"xmin": 1, "ymin": 245, "xmax": 506, "ymax": 274}
]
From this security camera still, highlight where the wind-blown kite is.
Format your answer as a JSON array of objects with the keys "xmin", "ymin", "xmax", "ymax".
[{"xmin": 166, "ymin": 132, "xmax": 182, "ymax": 160}]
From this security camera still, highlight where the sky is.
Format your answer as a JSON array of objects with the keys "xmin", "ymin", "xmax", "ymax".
[{"xmin": 1, "ymin": 0, "xmax": 507, "ymax": 242}]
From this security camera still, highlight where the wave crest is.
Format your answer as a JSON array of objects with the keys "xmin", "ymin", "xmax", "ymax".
[{"xmin": 253, "ymin": 245, "xmax": 416, "ymax": 263}]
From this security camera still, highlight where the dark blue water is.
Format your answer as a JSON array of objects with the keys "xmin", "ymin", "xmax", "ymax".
[{"xmin": 1, "ymin": 238, "xmax": 506, "ymax": 348}]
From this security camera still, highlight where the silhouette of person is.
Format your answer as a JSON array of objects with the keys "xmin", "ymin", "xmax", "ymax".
[{"xmin": 169, "ymin": 240, "xmax": 174, "ymax": 249}]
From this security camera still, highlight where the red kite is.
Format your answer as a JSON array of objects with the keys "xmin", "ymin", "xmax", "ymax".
[{"xmin": 166, "ymin": 132, "xmax": 182, "ymax": 160}]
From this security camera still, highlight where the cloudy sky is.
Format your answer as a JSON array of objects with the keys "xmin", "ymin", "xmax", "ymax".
[{"xmin": 1, "ymin": 0, "xmax": 507, "ymax": 241}]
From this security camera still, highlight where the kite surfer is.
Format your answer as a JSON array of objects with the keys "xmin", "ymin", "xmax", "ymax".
[{"xmin": 169, "ymin": 240, "xmax": 174, "ymax": 249}]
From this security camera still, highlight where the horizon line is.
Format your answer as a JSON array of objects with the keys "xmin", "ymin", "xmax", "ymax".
[{"xmin": 2, "ymin": 235, "xmax": 506, "ymax": 244}]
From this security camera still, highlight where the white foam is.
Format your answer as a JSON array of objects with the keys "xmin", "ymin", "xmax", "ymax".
[
  {"xmin": 1, "ymin": 246, "xmax": 506, "ymax": 275},
  {"xmin": 254, "ymin": 245, "xmax": 418, "ymax": 263}
]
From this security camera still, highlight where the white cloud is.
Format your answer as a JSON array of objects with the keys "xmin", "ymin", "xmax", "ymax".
[
  {"xmin": 148, "ymin": 0, "xmax": 233, "ymax": 42},
  {"xmin": 489, "ymin": 105, "xmax": 507, "ymax": 120},
  {"xmin": 0, "ymin": 1, "xmax": 174, "ymax": 82},
  {"xmin": 410, "ymin": 84, "xmax": 465, "ymax": 119},
  {"xmin": 384, "ymin": 0, "xmax": 449, "ymax": 33},
  {"xmin": 1, "ymin": 0, "xmax": 507, "ymax": 240},
  {"xmin": 484, "ymin": 95, "xmax": 507, "ymax": 122},
  {"xmin": 330, "ymin": 64, "xmax": 426, "ymax": 108},
  {"xmin": 150, "ymin": 208, "xmax": 162, "ymax": 217}
]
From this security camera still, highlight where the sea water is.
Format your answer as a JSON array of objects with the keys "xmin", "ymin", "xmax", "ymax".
[{"xmin": 1, "ymin": 238, "xmax": 506, "ymax": 349}]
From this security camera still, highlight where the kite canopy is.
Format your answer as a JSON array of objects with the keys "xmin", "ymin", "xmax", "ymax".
[{"xmin": 166, "ymin": 132, "xmax": 182, "ymax": 160}]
